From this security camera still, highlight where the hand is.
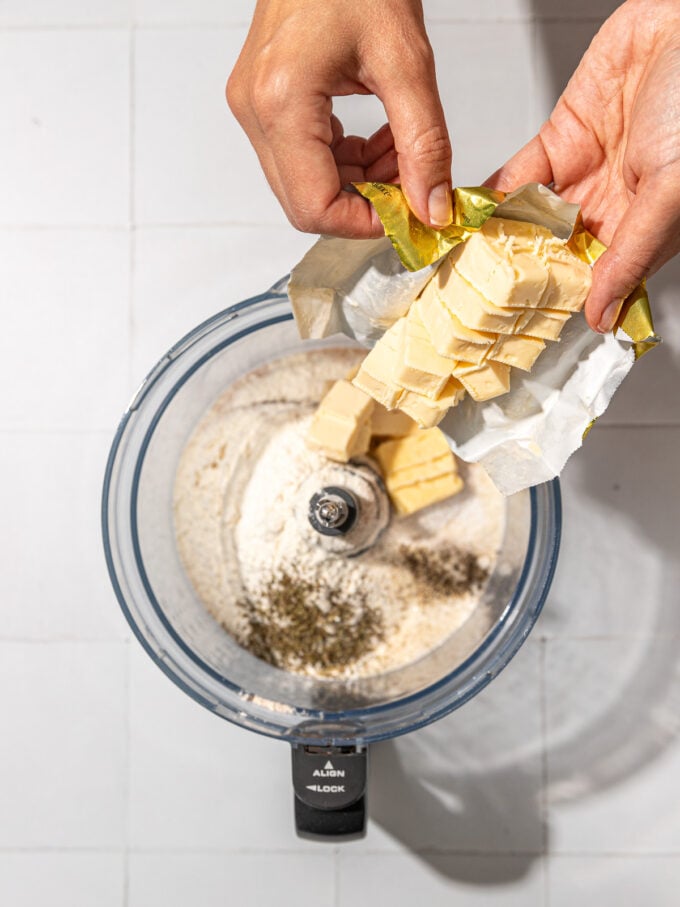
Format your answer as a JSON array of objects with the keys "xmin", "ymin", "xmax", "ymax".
[
  {"xmin": 226, "ymin": 0, "xmax": 452, "ymax": 238},
  {"xmin": 487, "ymin": 0, "xmax": 680, "ymax": 332}
]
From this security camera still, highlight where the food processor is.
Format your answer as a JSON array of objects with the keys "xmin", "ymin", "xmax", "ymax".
[{"xmin": 102, "ymin": 278, "xmax": 561, "ymax": 838}]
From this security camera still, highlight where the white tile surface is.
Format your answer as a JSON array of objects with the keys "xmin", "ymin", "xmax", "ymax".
[
  {"xmin": 1, "ymin": 6, "xmax": 679, "ymax": 904},
  {"xmin": 428, "ymin": 22, "xmax": 534, "ymax": 185},
  {"xmin": 603, "ymin": 259, "xmax": 680, "ymax": 426},
  {"xmin": 337, "ymin": 852, "xmax": 545, "ymax": 906},
  {"xmin": 542, "ymin": 426, "xmax": 680, "ymax": 638},
  {"xmin": 0, "ymin": 229, "xmax": 130, "ymax": 431},
  {"xmin": 424, "ymin": 0, "xmax": 531, "ymax": 20},
  {"xmin": 0, "ymin": 1, "xmax": 130, "ymax": 26},
  {"xmin": 545, "ymin": 637, "xmax": 680, "ymax": 853},
  {"xmin": 128, "ymin": 853, "xmax": 334, "ymax": 907},
  {"xmin": 0, "ymin": 642, "xmax": 127, "ymax": 847},
  {"xmin": 0, "ymin": 432, "xmax": 129, "ymax": 640},
  {"xmin": 128, "ymin": 645, "xmax": 315, "ymax": 850},
  {"xmin": 0, "ymin": 853, "xmax": 125, "ymax": 907},
  {"xmin": 532, "ymin": 0, "xmax": 623, "ymax": 18},
  {"xmin": 0, "ymin": 31, "xmax": 129, "ymax": 225},
  {"xmin": 131, "ymin": 225, "xmax": 310, "ymax": 375},
  {"xmin": 530, "ymin": 19, "xmax": 603, "ymax": 129},
  {"xmin": 348, "ymin": 641, "xmax": 544, "ymax": 853},
  {"xmin": 549, "ymin": 856, "xmax": 680, "ymax": 907},
  {"xmin": 134, "ymin": 28, "xmax": 285, "ymax": 226},
  {"xmin": 134, "ymin": 0, "xmax": 255, "ymax": 25}
]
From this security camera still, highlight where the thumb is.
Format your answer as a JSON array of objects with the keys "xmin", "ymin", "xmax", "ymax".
[
  {"xmin": 377, "ymin": 47, "xmax": 452, "ymax": 228},
  {"xmin": 586, "ymin": 172, "xmax": 680, "ymax": 332}
]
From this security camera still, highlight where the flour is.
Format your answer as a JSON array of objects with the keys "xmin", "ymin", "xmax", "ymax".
[{"xmin": 173, "ymin": 347, "xmax": 507, "ymax": 679}]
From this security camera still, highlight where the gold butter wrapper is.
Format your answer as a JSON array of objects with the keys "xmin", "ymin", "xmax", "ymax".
[{"xmin": 354, "ymin": 181, "xmax": 659, "ymax": 359}]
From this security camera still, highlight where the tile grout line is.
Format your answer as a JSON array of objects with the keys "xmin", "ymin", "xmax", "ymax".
[
  {"xmin": 123, "ymin": 26, "xmax": 134, "ymax": 907},
  {"xmin": 127, "ymin": 25, "xmax": 136, "ymax": 400},
  {"xmin": 540, "ymin": 637, "xmax": 551, "ymax": 907},
  {"xmin": 0, "ymin": 17, "xmax": 613, "ymax": 32},
  {"xmin": 123, "ymin": 640, "xmax": 132, "ymax": 907}
]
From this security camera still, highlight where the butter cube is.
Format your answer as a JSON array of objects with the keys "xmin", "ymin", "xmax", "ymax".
[
  {"xmin": 306, "ymin": 379, "xmax": 375, "ymax": 462},
  {"xmin": 385, "ymin": 453, "xmax": 455, "ymax": 490},
  {"xmin": 370, "ymin": 403, "xmax": 419, "ymax": 438},
  {"xmin": 451, "ymin": 220, "xmax": 549, "ymax": 309},
  {"xmin": 399, "ymin": 377, "xmax": 466, "ymax": 429},
  {"xmin": 435, "ymin": 255, "xmax": 520, "ymax": 334},
  {"xmin": 454, "ymin": 360, "xmax": 511, "ymax": 402},
  {"xmin": 543, "ymin": 248, "xmax": 592, "ymax": 312},
  {"xmin": 487, "ymin": 334, "xmax": 546, "ymax": 371},
  {"xmin": 515, "ymin": 307, "xmax": 571, "ymax": 341},
  {"xmin": 319, "ymin": 379, "xmax": 374, "ymax": 421},
  {"xmin": 389, "ymin": 473, "xmax": 464, "ymax": 516},
  {"xmin": 352, "ymin": 320, "xmax": 405, "ymax": 409},
  {"xmin": 372, "ymin": 428, "xmax": 463, "ymax": 515},
  {"xmin": 483, "ymin": 217, "xmax": 591, "ymax": 312},
  {"xmin": 373, "ymin": 427, "xmax": 451, "ymax": 475},
  {"xmin": 394, "ymin": 308, "xmax": 454, "ymax": 399},
  {"xmin": 414, "ymin": 288, "xmax": 493, "ymax": 364}
]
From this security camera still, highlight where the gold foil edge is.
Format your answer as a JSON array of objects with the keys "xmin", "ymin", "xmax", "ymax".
[{"xmin": 356, "ymin": 181, "xmax": 659, "ymax": 359}]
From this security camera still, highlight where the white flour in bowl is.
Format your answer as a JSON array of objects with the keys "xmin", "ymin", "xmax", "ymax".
[{"xmin": 173, "ymin": 347, "xmax": 506, "ymax": 679}]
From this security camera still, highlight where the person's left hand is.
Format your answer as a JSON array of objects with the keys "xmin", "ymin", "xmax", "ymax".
[{"xmin": 486, "ymin": 0, "xmax": 680, "ymax": 332}]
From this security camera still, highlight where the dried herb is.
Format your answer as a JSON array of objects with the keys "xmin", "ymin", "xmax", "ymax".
[
  {"xmin": 398, "ymin": 544, "xmax": 490, "ymax": 597},
  {"xmin": 238, "ymin": 570, "xmax": 384, "ymax": 674}
]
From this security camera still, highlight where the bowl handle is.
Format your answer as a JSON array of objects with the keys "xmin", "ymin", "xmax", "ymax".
[{"xmin": 291, "ymin": 742, "xmax": 367, "ymax": 839}]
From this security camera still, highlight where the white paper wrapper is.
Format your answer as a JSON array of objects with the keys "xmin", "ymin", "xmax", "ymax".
[{"xmin": 287, "ymin": 185, "xmax": 639, "ymax": 495}]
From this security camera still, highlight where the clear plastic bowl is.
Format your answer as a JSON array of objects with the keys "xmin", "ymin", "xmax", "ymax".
[{"xmin": 102, "ymin": 283, "xmax": 561, "ymax": 746}]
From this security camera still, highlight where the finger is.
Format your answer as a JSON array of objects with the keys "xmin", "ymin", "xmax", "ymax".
[
  {"xmin": 585, "ymin": 169, "xmax": 680, "ymax": 332},
  {"xmin": 254, "ymin": 93, "xmax": 384, "ymax": 237},
  {"xmin": 366, "ymin": 148, "xmax": 399, "ymax": 182},
  {"xmin": 485, "ymin": 134, "xmax": 553, "ymax": 191},
  {"xmin": 375, "ymin": 46, "xmax": 453, "ymax": 227}
]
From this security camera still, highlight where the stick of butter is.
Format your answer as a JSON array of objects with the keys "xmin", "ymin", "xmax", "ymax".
[{"xmin": 306, "ymin": 379, "xmax": 374, "ymax": 462}]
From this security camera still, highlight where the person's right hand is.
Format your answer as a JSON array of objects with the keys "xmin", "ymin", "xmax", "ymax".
[
  {"xmin": 226, "ymin": 0, "xmax": 452, "ymax": 238},
  {"xmin": 486, "ymin": 0, "xmax": 680, "ymax": 333}
]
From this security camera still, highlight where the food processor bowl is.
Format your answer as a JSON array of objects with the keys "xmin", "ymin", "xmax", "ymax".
[{"xmin": 102, "ymin": 280, "xmax": 561, "ymax": 837}]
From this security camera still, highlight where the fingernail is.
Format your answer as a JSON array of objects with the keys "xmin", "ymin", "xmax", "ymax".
[
  {"xmin": 428, "ymin": 183, "xmax": 452, "ymax": 227},
  {"xmin": 596, "ymin": 298, "xmax": 624, "ymax": 333}
]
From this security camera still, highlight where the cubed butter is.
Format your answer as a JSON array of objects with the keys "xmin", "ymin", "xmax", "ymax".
[
  {"xmin": 451, "ymin": 221, "xmax": 549, "ymax": 309},
  {"xmin": 414, "ymin": 288, "xmax": 493, "ymax": 364},
  {"xmin": 514, "ymin": 307, "xmax": 571, "ymax": 340},
  {"xmin": 370, "ymin": 403, "xmax": 419, "ymax": 438},
  {"xmin": 398, "ymin": 377, "xmax": 466, "ymax": 429},
  {"xmin": 352, "ymin": 320, "xmax": 405, "ymax": 409},
  {"xmin": 453, "ymin": 359, "xmax": 511, "ymax": 402},
  {"xmin": 372, "ymin": 428, "xmax": 463, "ymax": 515},
  {"xmin": 389, "ymin": 473, "xmax": 464, "ymax": 516},
  {"xmin": 487, "ymin": 334, "xmax": 546, "ymax": 371},
  {"xmin": 373, "ymin": 427, "xmax": 451, "ymax": 475},
  {"xmin": 306, "ymin": 379, "xmax": 375, "ymax": 462},
  {"xmin": 435, "ymin": 255, "xmax": 520, "ymax": 334},
  {"xmin": 542, "ymin": 248, "xmax": 592, "ymax": 312},
  {"xmin": 395, "ymin": 307, "xmax": 457, "ymax": 399}
]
